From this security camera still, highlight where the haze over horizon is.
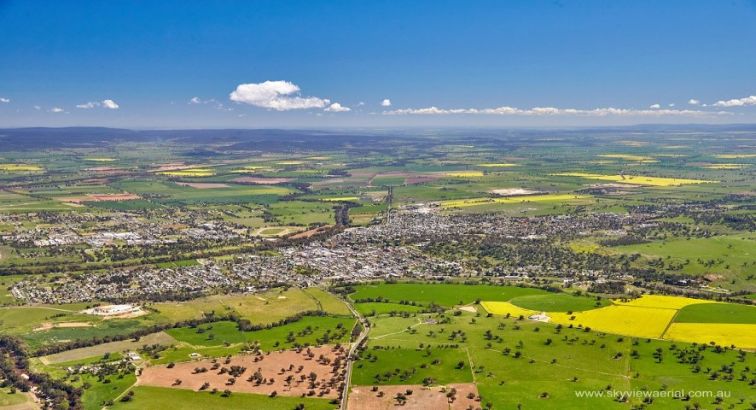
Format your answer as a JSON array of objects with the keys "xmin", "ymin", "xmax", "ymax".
[{"xmin": 1, "ymin": 0, "xmax": 755, "ymax": 128}]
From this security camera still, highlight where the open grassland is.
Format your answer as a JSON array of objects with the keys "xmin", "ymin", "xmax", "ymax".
[
  {"xmin": 352, "ymin": 347, "xmax": 473, "ymax": 386},
  {"xmin": 165, "ymin": 315, "xmax": 355, "ymax": 349},
  {"xmin": 609, "ymin": 235, "xmax": 755, "ymax": 288},
  {"xmin": 151, "ymin": 287, "xmax": 341, "ymax": 324},
  {"xmin": 355, "ymin": 302, "xmax": 426, "ymax": 316},
  {"xmin": 362, "ymin": 307, "xmax": 755, "ymax": 409},
  {"xmin": 0, "ymin": 388, "xmax": 36, "ymax": 409},
  {"xmin": 351, "ymin": 283, "xmax": 549, "ymax": 307},
  {"xmin": 110, "ymin": 386, "xmax": 335, "ymax": 410},
  {"xmin": 552, "ymin": 172, "xmax": 716, "ymax": 186}
]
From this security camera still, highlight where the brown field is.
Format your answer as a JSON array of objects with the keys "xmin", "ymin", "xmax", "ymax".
[
  {"xmin": 175, "ymin": 182, "xmax": 231, "ymax": 189},
  {"xmin": 232, "ymin": 176, "xmax": 293, "ymax": 185},
  {"xmin": 289, "ymin": 225, "xmax": 333, "ymax": 239},
  {"xmin": 405, "ymin": 175, "xmax": 442, "ymax": 185},
  {"xmin": 488, "ymin": 188, "xmax": 543, "ymax": 196},
  {"xmin": 348, "ymin": 383, "xmax": 481, "ymax": 410},
  {"xmin": 154, "ymin": 163, "xmax": 189, "ymax": 172},
  {"xmin": 40, "ymin": 332, "xmax": 176, "ymax": 365},
  {"xmin": 138, "ymin": 346, "xmax": 347, "ymax": 399}
]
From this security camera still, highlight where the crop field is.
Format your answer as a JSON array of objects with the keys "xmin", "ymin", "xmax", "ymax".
[
  {"xmin": 158, "ymin": 167, "xmax": 216, "ymax": 177},
  {"xmin": 0, "ymin": 163, "xmax": 44, "ymax": 172},
  {"xmin": 673, "ymin": 302, "xmax": 756, "ymax": 324},
  {"xmin": 663, "ymin": 323, "xmax": 756, "ymax": 347},
  {"xmin": 481, "ymin": 294, "xmax": 756, "ymax": 349},
  {"xmin": 552, "ymin": 172, "xmax": 716, "ymax": 186},
  {"xmin": 507, "ymin": 294, "xmax": 609, "ymax": 312},
  {"xmin": 440, "ymin": 193, "xmax": 591, "ymax": 209}
]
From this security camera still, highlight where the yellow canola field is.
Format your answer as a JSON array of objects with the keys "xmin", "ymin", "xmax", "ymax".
[
  {"xmin": 479, "ymin": 301, "xmax": 537, "ymax": 318},
  {"xmin": 0, "ymin": 163, "xmax": 43, "ymax": 172},
  {"xmin": 445, "ymin": 170, "xmax": 484, "ymax": 178},
  {"xmin": 159, "ymin": 168, "xmax": 215, "ymax": 177},
  {"xmin": 321, "ymin": 196, "xmax": 360, "ymax": 202},
  {"xmin": 598, "ymin": 154, "xmax": 657, "ymax": 162},
  {"xmin": 480, "ymin": 294, "xmax": 733, "ymax": 343},
  {"xmin": 549, "ymin": 306, "xmax": 677, "ymax": 339},
  {"xmin": 441, "ymin": 194, "xmax": 590, "ymax": 209},
  {"xmin": 84, "ymin": 157, "xmax": 116, "ymax": 162},
  {"xmin": 552, "ymin": 172, "xmax": 715, "ymax": 186},
  {"xmin": 703, "ymin": 163, "xmax": 748, "ymax": 170},
  {"xmin": 714, "ymin": 154, "xmax": 756, "ymax": 159},
  {"xmin": 664, "ymin": 323, "xmax": 756, "ymax": 349},
  {"xmin": 613, "ymin": 295, "xmax": 717, "ymax": 310},
  {"xmin": 476, "ymin": 163, "xmax": 518, "ymax": 168}
]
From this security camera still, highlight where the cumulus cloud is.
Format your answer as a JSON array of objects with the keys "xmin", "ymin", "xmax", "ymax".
[
  {"xmin": 50, "ymin": 107, "xmax": 65, "ymax": 113},
  {"xmin": 102, "ymin": 99, "xmax": 119, "ymax": 109},
  {"xmin": 0, "ymin": 97, "xmax": 10, "ymax": 103},
  {"xmin": 649, "ymin": 103, "xmax": 661, "ymax": 109},
  {"xmin": 324, "ymin": 102, "xmax": 351, "ymax": 112},
  {"xmin": 712, "ymin": 95, "xmax": 756, "ymax": 107},
  {"xmin": 688, "ymin": 99, "xmax": 700, "ymax": 105},
  {"xmin": 381, "ymin": 99, "xmax": 392, "ymax": 107},
  {"xmin": 384, "ymin": 105, "xmax": 729, "ymax": 117},
  {"xmin": 75, "ymin": 99, "xmax": 120, "ymax": 110},
  {"xmin": 189, "ymin": 96, "xmax": 203, "ymax": 104},
  {"xmin": 229, "ymin": 80, "xmax": 334, "ymax": 111}
]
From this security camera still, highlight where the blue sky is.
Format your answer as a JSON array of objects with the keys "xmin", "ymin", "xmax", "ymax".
[{"xmin": 0, "ymin": 0, "xmax": 754, "ymax": 128}]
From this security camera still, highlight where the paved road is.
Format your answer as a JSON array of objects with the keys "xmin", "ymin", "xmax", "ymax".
[{"xmin": 340, "ymin": 297, "xmax": 370, "ymax": 410}]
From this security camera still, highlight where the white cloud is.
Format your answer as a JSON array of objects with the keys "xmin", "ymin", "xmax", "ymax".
[
  {"xmin": 75, "ymin": 99, "xmax": 119, "ymax": 110},
  {"xmin": 50, "ymin": 107, "xmax": 64, "ymax": 113},
  {"xmin": 649, "ymin": 103, "xmax": 661, "ymax": 109},
  {"xmin": 712, "ymin": 95, "xmax": 756, "ymax": 107},
  {"xmin": 384, "ymin": 105, "xmax": 729, "ymax": 117},
  {"xmin": 688, "ymin": 99, "xmax": 700, "ymax": 105},
  {"xmin": 101, "ymin": 99, "xmax": 119, "ymax": 109},
  {"xmin": 76, "ymin": 102, "xmax": 98, "ymax": 109},
  {"xmin": 189, "ymin": 96, "xmax": 203, "ymax": 104},
  {"xmin": 0, "ymin": 97, "xmax": 9, "ymax": 103},
  {"xmin": 324, "ymin": 102, "xmax": 351, "ymax": 112},
  {"xmin": 668, "ymin": 103, "xmax": 675, "ymax": 107},
  {"xmin": 381, "ymin": 99, "xmax": 392, "ymax": 107},
  {"xmin": 33, "ymin": 105, "xmax": 41, "ymax": 110},
  {"xmin": 229, "ymin": 80, "xmax": 332, "ymax": 111}
]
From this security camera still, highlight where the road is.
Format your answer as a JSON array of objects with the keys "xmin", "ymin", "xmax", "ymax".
[{"xmin": 340, "ymin": 296, "xmax": 370, "ymax": 410}]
